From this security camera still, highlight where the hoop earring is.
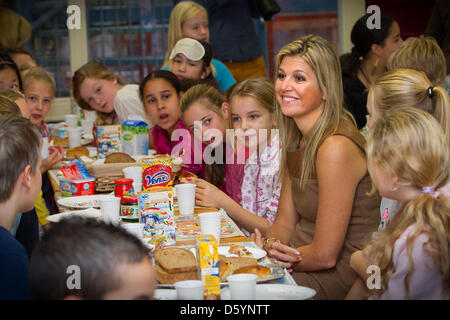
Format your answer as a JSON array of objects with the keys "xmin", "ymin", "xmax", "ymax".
[{"xmin": 371, "ymin": 57, "xmax": 379, "ymax": 76}]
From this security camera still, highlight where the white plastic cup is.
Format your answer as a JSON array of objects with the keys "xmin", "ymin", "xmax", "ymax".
[
  {"xmin": 175, "ymin": 184, "xmax": 196, "ymax": 215},
  {"xmin": 123, "ymin": 166, "xmax": 143, "ymax": 193},
  {"xmin": 227, "ymin": 274, "xmax": 257, "ymax": 300},
  {"xmin": 100, "ymin": 197, "xmax": 121, "ymax": 225},
  {"xmin": 198, "ymin": 211, "xmax": 221, "ymax": 243},
  {"xmin": 65, "ymin": 114, "xmax": 79, "ymax": 128},
  {"xmin": 68, "ymin": 128, "xmax": 82, "ymax": 148},
  {"xmin": 121, "ymin": 222, "xmax": 144, "ymax": 239},
  {"xmin": 84, "ymin": 110, "xmax": 97, "ymax": 122},
  {"xmin": 175, "ymin": 280, "xmax": 205, "ymax": 300},
  {"xmin": 41, "ymin": 136, "xmax": 49, "ymax": 159},
  {"xmin": 81, "ymin": 119, "xmax": 94, "ymax": 136}
]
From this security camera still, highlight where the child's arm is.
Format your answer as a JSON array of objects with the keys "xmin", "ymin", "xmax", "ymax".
[
  {"xmin": 345, "ymin": 278, "xmax": 370, "ymax": 300},
  {"xmin": 349, "ymin": 249, "xmax": 371, "ymax": 282}
]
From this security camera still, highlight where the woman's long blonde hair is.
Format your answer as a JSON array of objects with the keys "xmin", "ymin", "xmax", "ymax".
[
  {"xmin": 276, "ymin": 35, "xmax": 354, "ymax": 188},
  {"xmin": 163, "ymin": 1, "xmax": 215, "ymax": 76},
  {"xmin": 366, "ymin": 107, "xmax": 450, "ymax": 298},
  {"xmin": 368, "ymin": 68, "xmax": 450, "ymax": 144}
]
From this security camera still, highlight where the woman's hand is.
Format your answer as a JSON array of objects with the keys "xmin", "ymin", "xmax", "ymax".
[
  {"xmin": 193, "ymin": 178, "xmax": 228, "ymax": 208},
  {"xmin": 251, "ymin": 228, "xmax": 264, "ymax": 248},
  {"xmin": 41, "ymin": 146, "xmax": 64, "ymax": 172}
]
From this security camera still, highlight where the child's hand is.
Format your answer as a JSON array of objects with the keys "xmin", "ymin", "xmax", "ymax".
[
  {"xmin": 250, "ymin": 228, "xmax": 264, "ymax": 248},
  {"xmin": 193, "ymin": 178, "xmax": 227, "ymax": 208},
  {"xmin": 41, "ymin": 146, "xmax": 64, "ymax": 172}
]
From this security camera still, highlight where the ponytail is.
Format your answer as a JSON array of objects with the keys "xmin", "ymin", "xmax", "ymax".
[{"xmin": 430, "ymin": 85, "xmax": 450, "ymax": 144}]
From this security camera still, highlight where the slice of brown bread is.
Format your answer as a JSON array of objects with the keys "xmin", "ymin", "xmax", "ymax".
[
  {"xmin": 104, "ymin": 152, "xmax": 136, "ymax": 164},
  {"xmin": 154, "ymin": 247, "xmax": 198, "ymax": 273},
  {"xmin": 155, "ymin": 264, "xmax": 199, "ymax": 284}
]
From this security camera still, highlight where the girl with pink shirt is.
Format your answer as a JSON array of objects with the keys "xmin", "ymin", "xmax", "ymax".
[{"xmin": 346, "ymin": 108, "xmax": 450, "ymax": 300}]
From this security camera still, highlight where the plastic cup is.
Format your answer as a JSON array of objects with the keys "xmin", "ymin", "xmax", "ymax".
[
  {"xmin": 226, "ymin": 274, "xmax": 257, "ymax": 300},
  {"xmin": 84, "ymin": 110, "xmax": 97, "ymax": 122},
  {"xmin": 81, "ymin": 119, "xmax": 94, "ymax": 136},
  {"xmin": 175, "ymin": 184, "xmax": 196, "ymax": 215},
  {"xmin": 41, "ymin": 136, "xmax": 49, "ymax": 159},
  {"xmin": 100, "ymin": 197, "xmax": 121, "ymax": 225},
  {"xmin": 198, "ymin": 211, "xmax": 221, "ymax": 243},
  {"xmin": 175, "ymin": 280, "xmax": 205, "ymax": 300},
  {"xmin": 65, "ymin": 114, "xmax": 79, "ymax": 128},
  {"xmin": 120, "ymin": 222, "xmax": 144, "ymax": 239},
  {"xmin": 123, "ymin": 166, "xmax": 142, "ymax": 193},
  {"xmin": 68, "ymin": 128, "xmax": 82, "ymax": 148}
]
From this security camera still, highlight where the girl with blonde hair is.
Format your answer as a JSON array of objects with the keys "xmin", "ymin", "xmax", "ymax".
[
  {"xmin": 347, "ymin": 107, "xmax": 450, "ymax": 299},
  {"xmin": 250, "ymin": 35, "xmax": 381, "ymax": 299},
  {"xmin": 162, "ymin": 1, "xmax": 235, "ymax": 92}
]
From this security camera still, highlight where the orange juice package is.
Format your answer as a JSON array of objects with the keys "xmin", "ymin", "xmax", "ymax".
[
  {"xmin": 142, "ymin": 156, "xmax": 173, "ymax": 192},
  {"xmin": 196, "ymin": 235, "xmax": 220, "ymax": 300}
]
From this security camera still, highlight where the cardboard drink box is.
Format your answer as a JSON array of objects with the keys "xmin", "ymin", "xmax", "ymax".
[
  {"xmin": 121, "ymin": 120, "xmax": 149, "ymax": 156},
  {"xmin": 97, "ymin": 125, "xmax": 121, "ymax": 159},
  {"xmin": 196, "ymin": 235, "xmax": 221, "ymax": 300}
]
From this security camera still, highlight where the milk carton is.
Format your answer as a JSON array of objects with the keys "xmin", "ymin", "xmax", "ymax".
[
  {"xmin": 121, "ymin": 120, "xmax": 149, "ymax": 156},
  {"xmin": 97, "ymin": 125, "xmax": 121, "ymax": 159}
]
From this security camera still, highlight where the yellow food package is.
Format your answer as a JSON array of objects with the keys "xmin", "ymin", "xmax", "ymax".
[
  {"xmin": 142, "ymin": 156, "xmax": 173, "ymax": 191},
  {"xmin": 196, "ymin": 235, "xmax": 220, "ymax": 300}
]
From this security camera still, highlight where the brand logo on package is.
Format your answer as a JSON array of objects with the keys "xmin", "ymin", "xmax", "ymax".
[
  {"xmin": 83, "ymin": 182, "xmax": 90, "ymax": 191},
  {"xmin": 143, "ymin": 165, "xmax": 171, "ymax": 189}
]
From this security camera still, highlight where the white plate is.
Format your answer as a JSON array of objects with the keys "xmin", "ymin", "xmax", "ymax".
[
  {"xmin": 221, "ymin": 284, "xmax": 316, "ymax": 300},
  {"xmin": 46, "ymin": 208, "xmax": 101, "ymax": 223},
  {"xmin": 218, "ymin": 246, "xmax": 267, "ymax": 260},
  {"xmin": 57, "ymin": 194, "xmax": 113, "ymax": 209},
  {"xmin": 153, "ymin": 289, "xmax": 178, "ymax": 300}
]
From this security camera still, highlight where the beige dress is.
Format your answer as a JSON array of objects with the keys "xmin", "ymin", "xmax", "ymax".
[{"xmin": 287, "ymin": 119, "xmax": 381, "ymax": 300}]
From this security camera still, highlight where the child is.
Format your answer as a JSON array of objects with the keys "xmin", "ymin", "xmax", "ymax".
[
  {"xmin": 72, "ymin": 60, "xmax": 154, "ymax": 131},
  {"xmin": 0, "ymin": 52, "xmax": 22, "ymax": 92},
  {"xmin": 163, "ymin": 1, "xmax": 235, "ymax": 93},
  {"xmin": 29, "ymin": 216, "xmax": 156, "ymax": 300},
  {"xmin": 169, "ymin": 37, "xmax": 219, "ymax": 90},
  {"xmin": 0, "ymin": 47, "xmax": 36, "ymax": 70},
  {"xmin": 194, "ymin": 78, "xmax": 281, "ymax": 235},
  {"xmin": 366, "ymin": 68, "xmax": 450, "ymax": 230},
  {"xmin": 387, "ymin": 36, "xmax": 446, "ymax": 86},
  {"xmin": 347, "ymin": 107, "xmax": 450, "ymax": 300},
  {"xmin": 139, "ymin": 69, "xmax": 203, "ymax": 176},
  {"xmin": 0, "ymin": 111, "xmax": 42, "ymax": 299},
  {"xmin": 0, "ymin": 87, "xmax": 30, "ymax": 118}
]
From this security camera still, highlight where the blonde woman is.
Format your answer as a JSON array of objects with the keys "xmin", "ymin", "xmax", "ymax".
[
  {"xmin": 366, "ymin": 68, "xmax": 450, "ymax": 230},
  {"xmin": 162, "ymin": 1, "xmax": 235, "ymax": 92},
  {"xmin": 387, "ymin": 36, "xmax": 447, "ymax": 86},
  {"xmin": 252, "ymin": 35, "xmax": 381, "ymax": 299},
  {"xmin": 347, "ymin": 108, "xmax": 450, "ymax": 300}
]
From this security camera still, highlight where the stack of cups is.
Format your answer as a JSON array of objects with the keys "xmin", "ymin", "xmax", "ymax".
[
  {"xmin": 123, "ymin": 166, "xmax": 143, "ymax": 194},
  {"xmin": 100, "ymin": 196, "xmax": 121, "ymax": 225}
]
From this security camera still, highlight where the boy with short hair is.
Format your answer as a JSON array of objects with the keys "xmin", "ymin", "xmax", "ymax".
[
  {"xmin": 0, "ymin": 111, "xmax": 42, "ymax": 299},
  {"xmin": 29, "ymin": 217, "xmax": 156, "ymax": 300}
]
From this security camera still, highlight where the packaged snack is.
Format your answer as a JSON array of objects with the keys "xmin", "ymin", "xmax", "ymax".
[
  {"xmin": 139, "ymin": 191, "xmax": 176, "ymax": 250},
  {"xmin": 59, "ymin": 159, "xmax": 96, "ymax": 197},
  {"xmin": 142, "ymin": 156, "xmax": 173, "ymax": 192},
  {"xmin": 97, "ymin": 125, "xmax": 121, "ymax": 159},
  {"xmin": 196, "ymin": 235, "xmax": 221, "ymax": 300},
  {"xmin": 121, "ymin": 120, "xmax": 149, "ymax": 156}
]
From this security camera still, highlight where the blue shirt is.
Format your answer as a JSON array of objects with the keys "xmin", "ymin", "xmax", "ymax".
[{"xmin": 0, "ymin": 226, "xmax": 30, "ymax": 300}]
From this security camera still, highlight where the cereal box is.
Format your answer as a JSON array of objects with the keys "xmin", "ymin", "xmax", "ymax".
[
  {"xmin": 142, "ymin": 156, "xmax": 173, "ymax": 191},
  {"xmin": 196, "ymin": 235, "xmax": 220, "ymax": 300},
  {"xmin": 121, "ymin": 120, "xmax": 149, "ymax": 156},
  {"xmin": 138, "ymin": 191, "xmax": 176, "ymax": 249},
  {"xmin": 97, "ymin": 125, "xmax": 121, "ymax": 159}
]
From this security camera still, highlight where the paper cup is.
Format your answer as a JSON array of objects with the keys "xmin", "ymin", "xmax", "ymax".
[
  {"xmin": 175, "ymin": 184, "xmax": 196, "ymax": 215},
  {"xmin": 68, "ymin": 128, "xmax": 82, "ymax": 148},
  {"xmin": 198, "ymin": 211, "xmax": 221, "ymax": 243},
  {"xmin": 65, "ymin": 114, "xmax": 79, "ymax": 128},
  {"xmin": 227, "ymin": 274, "xmax": 257, "ymax": 300},
  {"xmin": 100, "ymin": 197, "xmax": 121, "ymax": 225},
  {"xmin": 175, "ymin": 280, "xmax": 205, "ymax": 300},
  {"xmin": 81, "ymin": 119, "xmax": 94, "ymax": 136},
  {"xmin": 120, "ymin": 222, "xmax": 144, "ymax": 239},
  {"xmin": 123, "ymin": 166, "xmax": 143, "ymax": 193},
  {"xmin": 84, "ymin": 110, "xmax": 97, "ymax": 122},
  {"xmin": 41, "ymin": 136, "xmax": 49, "ymax": 159}
]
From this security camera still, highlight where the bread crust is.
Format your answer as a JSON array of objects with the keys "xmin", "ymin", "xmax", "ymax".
[
  {"xmin": 104, "ymin": 152, "xmax": 136, "ymax": 164},
  {"xmin": 155, "ymin": 265, "xmax": 198, "ymax": 284},
  {"xmin": 154, "ymin": 247, "xmax": 198, "ymax": 273}
]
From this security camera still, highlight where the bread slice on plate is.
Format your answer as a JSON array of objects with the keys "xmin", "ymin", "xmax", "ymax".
[
  {"xmin": 228, "ymin": 244, "xmax": 254, "ymax": 258},
  {"xmin": 154, "ymin": 247, "xmax": 198, "ymax": 273},
  {"xmin": 155, "ymin": 265, "xmax": 198, "ymax": 285}
]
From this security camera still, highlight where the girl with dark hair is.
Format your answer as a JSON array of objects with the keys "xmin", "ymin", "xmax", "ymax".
[
  {"xmin": 0, "ymin": 53, "xmax": 22, "ymax": 92},
  {"xmin": 340, "ymin": 14, "xmax": 403, "ymax": 129}
]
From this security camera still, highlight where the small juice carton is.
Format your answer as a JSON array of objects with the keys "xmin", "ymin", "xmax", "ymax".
[
  {"xmin": 121, "ymin": 120, "xmax": 149, "ymax": 156},
  {"xmin": 196, "ymin": 235, "xmax": 221, "ymax": 300},
  {"xmin": 138, "ymin": 190, "xmax": 176, "ymax": 250},
  {"xmin": 97, "ymin": 125, "xmax": 121, "ymax": 159},
  {"xmin": 142, "ymin": 156, "xmax": 173, "ymax": 191}
]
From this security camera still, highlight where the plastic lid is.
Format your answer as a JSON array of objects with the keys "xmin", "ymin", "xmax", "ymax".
[
  {"xmin": 115, "ymin": 178, "xmax": 133, "ymax": 184},
  {"xmin": 121, "ymin": 195, "xmax": 138, "ymax": 203}
]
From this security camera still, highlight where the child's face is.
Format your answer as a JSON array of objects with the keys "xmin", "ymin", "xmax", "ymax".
[
  {"xmin": 0, "ymin": 67, "xmax": 20, "ymax": 91},
  {"xmin": 183, "ymin": 102, "xmax": 227, "ymax": 147},
  {"xmin": 102, "ymin": 257, "xmax": 156, "ymax": 300},
  {"xmin": 143, "ymin": 78, "xmax": 182, "ymax": 134},
  {"xmin": 368, "ymin": 162, "xmax": 397, "ymax": 200},
  {"xmin": 15, "ymin": 97, "xmax": 30, "ymax": 119},
  {"xmin": 230, "ymin": 95, "xmax": 273, "ymax": 148},
  {"xmin": 170, "ymin": 53, "xmax": 207, "ymax": 82},
  {"xmin": 78, "ymin": 77, "xmax": 119, "ymax": 114},
  {"xmin": 181, "ymin": 13, "xmax": 209, "ymax": 42},
  {"xmin": 24, "ymin": 79, "xmax": 54, "ymax": 125}
]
